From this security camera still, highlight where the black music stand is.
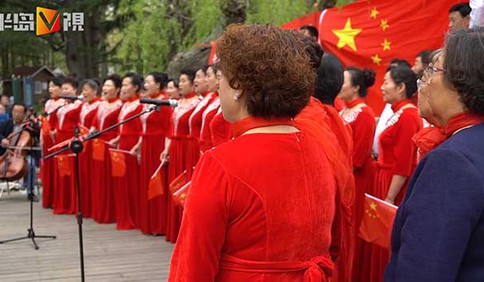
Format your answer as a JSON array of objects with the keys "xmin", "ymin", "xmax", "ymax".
[{"xmin": 0, "ymin": 121, "xmax": 56, "ymax": 249}]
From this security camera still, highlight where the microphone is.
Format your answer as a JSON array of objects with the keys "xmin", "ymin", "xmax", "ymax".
[
  {"xmin": 59, "ymin": 95, "xmax": 83, "ymax": 101},
  {"xmin": 139, "ymin": 98, "xmax": 178, "ymax": 107}
]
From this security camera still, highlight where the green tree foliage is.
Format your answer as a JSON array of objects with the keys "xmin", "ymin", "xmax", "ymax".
[{"xmin": 246, "ymin": 0, "xmax": 312, "ymax": 25}]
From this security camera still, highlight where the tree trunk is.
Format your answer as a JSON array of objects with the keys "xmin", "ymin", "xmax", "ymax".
[
  {"xmin": 221, "ymin": 0, "xmax": 248, "ymax": 25},
  {"xmin": 64, "ymin": 2, "xmax": 106, "ymax": 78}
]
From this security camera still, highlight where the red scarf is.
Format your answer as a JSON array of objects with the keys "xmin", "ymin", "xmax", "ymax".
[
  {"xmin": 107, "ymin": 97, "xmax": 119, "ymax": 103},
  {"xmin": 232, "ymin": 116, "xmax": 294, "ymax": 138},
  {"xmin": 152, "ymin": 90, "xmax": 168, "ymax": 99},
  {"xmin": 125, "ymin": 94, "xmax": 139, "ymax": 103},
  {"xmin": 413, "ymin": 112, "xmax": 484, "ymax": 159},
  {"xmin": 89, "ymin": 97, "xmax": 102, "ymax": 104},
  {"xmin": 183, "ymin": 92, "xmax": 198, "ymax": 99},
  {"xmin": 344, "ymin": 97, "xmax": 365, "ymax": 108}
]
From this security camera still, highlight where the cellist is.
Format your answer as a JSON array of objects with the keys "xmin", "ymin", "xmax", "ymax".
[{"xmin": 0, "ymin": 103, "xmax": 40, "ymax": 200}]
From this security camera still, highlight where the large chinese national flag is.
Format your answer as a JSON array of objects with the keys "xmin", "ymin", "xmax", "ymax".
[{"xmin": 319, "ymin": 0, "xmax": 463, "ymax": 115}]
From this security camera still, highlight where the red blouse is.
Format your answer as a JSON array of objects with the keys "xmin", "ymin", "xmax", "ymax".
[
  {"xmin": 44, "ymin": 97, "xmax": 66, "ymax": 130},
  {"xmin": 80, "ymin": 98, "xmax": 101, "ymax": 128},
  {"xmin": 56, "ymin": 100, "xmax": 82, "ymax": 139},
  {"xmin": 188, "ymin": 92, "xmax": 217, "ymax": 140},
  {"xmin": 378, "ymin": 99, "xmax": 423, "ymax": 177},
  {"xmin": 92, "ymin": 98, "xmax": 123, "ymax": 142},
  {"xmin": 118, "ymin": 96, "xmax": 143, "ymax": 149},
  {"xmin": 140, "ymin": 92, "xmax": 172, "ymax": 136},
  {"xmin": 340, "ymin": 98, "xmax": 376, "ymax": 168},
  {"xmin": 200, "ymin": 97, "xmax": 220, "ymax": 151},
  {"xmin": 171, "ymin": 97, "xmax": 201, "ymax": 138},
  {"xmin": 169, "ymin": 118, "xmax": 337, "ymax": 281}
]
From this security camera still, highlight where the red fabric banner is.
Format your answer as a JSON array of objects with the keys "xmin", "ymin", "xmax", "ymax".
[{"xmin": 359, "ymin": 193, "xmax": 397, "ymax": 249}]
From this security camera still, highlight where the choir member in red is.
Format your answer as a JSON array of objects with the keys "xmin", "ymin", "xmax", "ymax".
[
  {"xmin": 169, "ymin": 23, "xmax": 338, "ymax": 281},
  {"xmin": 164, "ymin": 68, "xmax": 201, "ymax": 243},
  {"xmin": 52, "ymin": 77, "xmax": 82, "ymax": 215},
  {"xmin": 313, "ymin": 51, "xmax": 355, "ymax": 282},
  {"xmin": 338, "ymin": 67, "xmax": 377, "ymax": 282},
  {"xmin": 207, "ymin": 68, "xmax": 232, "ymax": 148},
  {"xmin": 166, "ymin": 79, "xmax": 181, "ymax": 100},
  {"xmin": 189, "ymin": 66, "xmax": 217, "ymax": 147},
  {"xmin": 108, "ymin": 73, "xmax": 144, "ymax": 230},
  {"xmin": 199, "ymin": 65, "xmax": 221, "ymax": 152},
  {"xmin": 90, "ymin": 74, "xmax": 123, "ymax": 224},
  {"xmin": 131, "ymin": 72, "xmax": 172, "ymax": 235},
  {"xmin": 41, "ymin": 77, "xmax": 65, "ymax": 208},
  {"xmin": 370, "ymin": 65, "xmax": 423, "ymax": 282},
  {"xmin": 74, "ymin": 79, "xmax": 102, "ymax": 217}
]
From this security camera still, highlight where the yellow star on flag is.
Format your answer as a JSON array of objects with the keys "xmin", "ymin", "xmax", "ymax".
[
  {"xmin": 370, "ymin": 202, "xmax": 377, "ymax": 211},
  {"xmin": 371, "ymin": 54, "xmax": 382, "ymax": 65},
  {"xmin": 370, "ymin": 7, "xmax": 379, "ymax": 19},
  {"xmin": 380, "ymin": 19, "xmax": 390, "ymax": 31},
  {"xmin": 332, "ymin": 18, "xmax": 362, "ymax": 52},
  {"xmin": 381, "ymin": 39, "xmax": 391, "ymax": 51}
]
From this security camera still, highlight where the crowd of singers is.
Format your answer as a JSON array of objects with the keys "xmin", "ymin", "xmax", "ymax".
[{"xmin": 40, "ymin": 67, "xmax": 230, "ymax": 240}]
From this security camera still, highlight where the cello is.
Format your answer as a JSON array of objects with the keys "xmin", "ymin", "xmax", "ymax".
[{"xmin": 0, "ymin": 123, "xmax": 33, "ymax": 181}]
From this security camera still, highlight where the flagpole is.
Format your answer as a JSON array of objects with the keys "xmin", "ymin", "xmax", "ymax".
[{"xmin": 364, "ymin": 193, "xmax": 398, "ymax": 209}]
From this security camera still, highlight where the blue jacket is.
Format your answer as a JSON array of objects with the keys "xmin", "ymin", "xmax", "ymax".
[{"xmin": 385, "ymin": 122, "xmax": 484, "ymax": 282}]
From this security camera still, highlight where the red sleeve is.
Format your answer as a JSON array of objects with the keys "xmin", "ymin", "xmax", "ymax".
[
  {"xmin": 168, "ymin": 152, "xmax": 228, "ymax": 281},
  {"xmin": 392, "ymin": 110, "xmax": 422, "ymax": 176},
  {"xmin": 352, "ymin": 109, "xmax": 376, "ymax": 169}
]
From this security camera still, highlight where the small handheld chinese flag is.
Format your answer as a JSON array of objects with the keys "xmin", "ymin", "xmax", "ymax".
[
  {"xmin": 172, "ymin": 181, "xmax": 190, "ymax": 207},
  {"xmin": 169, "ymin": 170, "xmax": 189, "ymax": 193},
  {"xmin": 109, "ymin": 149, "xmax": 127, "ymax": 177},
  {"xmin": 359, "ymin": 193, "xmax": 398, "ymax": 249},
  {"xmin": 148, "ymin": 160, "xmax": 166, "ymax": 200},
  {"xmin": 55, "ymin": 154, "xmax": 74, "ymax": 177},
  {"xmin": 92, "ymin": 139, "xmax": 106, "ymax": 161}
]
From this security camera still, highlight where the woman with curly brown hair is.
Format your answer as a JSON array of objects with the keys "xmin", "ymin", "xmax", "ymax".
[{"xmin": 169, "ymin": 24, "xmax": 337, "ymax": 281}]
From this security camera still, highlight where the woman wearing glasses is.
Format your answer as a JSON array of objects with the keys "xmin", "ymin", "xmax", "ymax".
[
  {"xmin": 386, "ymin": 28, "xmax": 484, "ymax": 282},
  {"xmin": 370, "ymin": 65, "xmax": 423, "ymax": 282},
  {"xmin": 412, "ymin": 49, "xmax": 444, "ymax": 161}
]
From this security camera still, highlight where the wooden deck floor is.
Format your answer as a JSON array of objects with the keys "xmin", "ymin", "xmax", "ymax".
[{"xmin": 0, "ymin": 190, "xmax": 174, "ymax": 281}]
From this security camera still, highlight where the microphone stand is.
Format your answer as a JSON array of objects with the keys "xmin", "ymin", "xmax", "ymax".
[
  {"xmin": 0, "ymin": 122, "xmax": 56, "ymax": 250},
  {"xmin": 43, "ymin": 105, "xmax": 158, "ymax": 282}
]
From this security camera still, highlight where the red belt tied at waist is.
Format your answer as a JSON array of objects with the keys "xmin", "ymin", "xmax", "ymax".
[{"xmin": 219, "ymin": 254, "xmax": 334, "ymax": 282}]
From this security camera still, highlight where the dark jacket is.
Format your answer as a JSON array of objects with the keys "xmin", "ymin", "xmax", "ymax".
[
  {"xmin": 385, "ymin": 122, "xmax": 484, "ymax": 282},
  {"xmin": 0, "ymin": 119, "xmax": 40, "ymax": 156}
]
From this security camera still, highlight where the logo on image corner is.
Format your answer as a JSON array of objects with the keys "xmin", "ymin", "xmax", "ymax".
[{"xmin": 36, "ymin": 7, "xmax": 60, "ymax": 36}]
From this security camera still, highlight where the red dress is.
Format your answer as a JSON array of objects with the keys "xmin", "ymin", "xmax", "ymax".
[
  {"xmin": 74, "ymin": 98, "xmax": 101, "ymax": 218},
  {"xmin": 340, "ymin": 98, "xmax": 377, "ymax": 282},
  {"xmin": 166, "ymin": 95, "xmax": 201, "ymax": 243},
  {"xmin": 295, "ymin": 97, "xmax": 355, "ymax": 282},
  {"xmin": 90, "ymin": 97, "xmax": 122, "ymax": 223},
  {"xmin": 199, "ymin": 95, "xmax": 219, "ymax": 152},
  {"xmin": 41, "ymin": 98, "xmax": 65, "ymax": 209},
  {"xmin": 169, "ymin": 117, "xmax": 337, "ymax": 281},
  {"xmin": 52, "ymin": 100, "xmax": 82, "ymax": 215},
  {"xmin": 209, "ymin": 107, "xmax": 232, "ymax": 148},
  {"xmin": 114, "ymin": 96, "xmax": 143, "ymax": 230},
  {"xmin": 370, "ymin": 99, "xmax": 422, "ymax": 282},
  {"xmin": 189, "ymin": 92, "xmax": 216, "ymax": 144},
  {"xmin": 139, "ymin": 92, "xmax": 173, "ymax": 235}
]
